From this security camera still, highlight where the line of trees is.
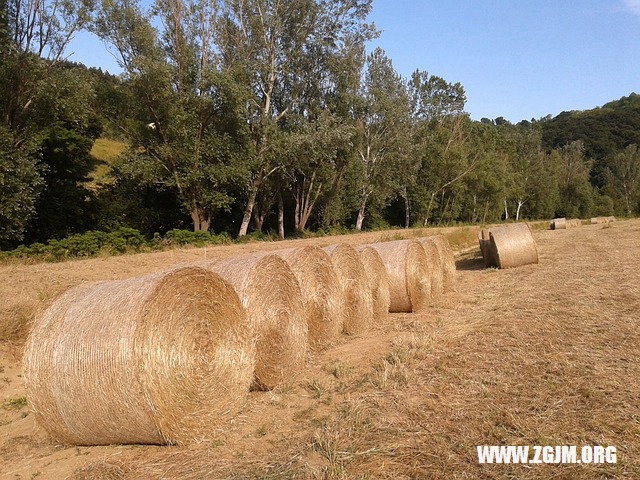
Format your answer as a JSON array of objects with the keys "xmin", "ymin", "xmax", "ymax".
[{"xmin": 1, "ymin": 0, "xmax": 639, "ymax": 250}]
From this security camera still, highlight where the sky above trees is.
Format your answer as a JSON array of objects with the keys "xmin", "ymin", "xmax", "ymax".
[{"xmin": 66, "ymin": 0, "xmax": 640, "ymax": 123}]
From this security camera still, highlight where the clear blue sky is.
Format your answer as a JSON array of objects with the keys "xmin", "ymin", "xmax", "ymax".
[{"xmin": 67, "ymin": 0, "xmax": 640, "ymax": 123}]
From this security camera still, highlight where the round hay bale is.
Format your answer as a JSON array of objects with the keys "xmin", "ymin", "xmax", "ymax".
[
  {"xmin": 488, "ymin": 223, "xmax": 538, "ymax": 269},
  {"xmin": 369, "ymin": 239, "xmax": 431, "ymax": 313},
  {"xmin": 428, "ymin": 235, "xmax": 457, "ymax": 292},
  {"xmin": 323, "ymin": 244, "xmax": 374, "ymax": 335},
  {"xmin": 203, "ymin": 254, "xmax": 308, "ymax": 390},
  {"xmin": 551, "ymin": 217, "xmax": 566, "ymax": 230},
  {"xmin": 357, "ymin": 246, "xmax": 391, "ymax": 320},
  {"xmin": 23, "ymin": 267, "xmax": 254, "ymax": 446},
  {"xmin": 272, "ymin": 246, "xmax": 342, "ymax": 350},
  {"xmin": 416, "ymin": 238, "xmax": 444, "ymax": 298},
  {"xmin": 567, "ymin": 219, "xmax": 582, "ymax": 228}
]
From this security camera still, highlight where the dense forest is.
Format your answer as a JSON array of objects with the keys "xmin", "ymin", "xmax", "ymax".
[{"xmin": 2, "ymin": 0, "xmax": 640, "ymax": 252}]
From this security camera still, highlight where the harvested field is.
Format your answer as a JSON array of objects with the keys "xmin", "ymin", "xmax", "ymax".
[{"xmin": 2, "ymin": 220, "xmax": 639, "ymax": 479}]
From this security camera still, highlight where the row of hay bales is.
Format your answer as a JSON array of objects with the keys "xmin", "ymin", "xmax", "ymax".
[
  {"xmin": 478, "ymin": 223, "xmax": 539, "ymax": 269},
  {"xmin": 550, "ymin": 217, "xmax": 582, "ymax": 229},
  {"xmin": 23, "ymin": 236, "xmax": 456, "ymax": 446},
  {"xmin": 590, "ymin": 216, "xmax": 615, "ymax": 224}
]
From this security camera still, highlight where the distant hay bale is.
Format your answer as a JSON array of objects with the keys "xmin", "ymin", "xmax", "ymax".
[
  {"xmin": 567, "ymin": 219, "xmax": 582, "ymax": 228},
  {"xmin": 369, "ymin": 239, "xmax": 430, "ymax": 313},
  {"xmin": 416, "ymin": 237, "xmax": 444, "ymax": 299},
  {"xmin": 488, "ymin": 223, "xmax": 538, "ymax": 269},
  {"xmin": 323, "ymin": 244, "xmax": 374, "ymax": 335},
  {"xmin": 427, "ymin": 235, "xmax": 457, "ymax": 292},
  {"xmin": 477, "ymin": 229, "xmax": 496, "ymax": 268},
  {"xmin": 272, "ymin": 246, "xmax": 342, "ymax": 350},
  {"xmin": 203, "ymin": 254, "xmax": 307, "ymax": 390},
  {"xmin": 591, "ymin": 216, "xmax": 614, "ymax": 224},
  {"xmin": 357, "ymin": 246, "xmax": 391, "ymax": 320},
  {"xmin": 23, "ymin": 267, "xmax": 254, "ymax": 446},
  {"xmin": 550, "ymin": 217, "xmax": 566, "ymax": 230},
  {"xmin": 607, "ymin": 216, "xmax": 616, "ymax": 222}
]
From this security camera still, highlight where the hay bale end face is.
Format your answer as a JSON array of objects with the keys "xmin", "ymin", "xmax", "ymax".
[
  {"xmin": 23, "ymin": 267, "xmax": 254, "ymax": 446},
  {"xmin": 551, "ymin": 218, "xmax": 566, "ymax": 230},
  {"xmin": 416, "ymin": 238, "xmax": 444, "ymax": 299},
  {"xmin": 357, "ymin": 246, "xmax": 391, "ymax": 320},
  {"xmin": 272, "ymin": 246, "xmax": 342, "ymax": 350},
  {"xmin": 370, "ymin": 239, "xmax": 431, "ymax": 313},
  {"xmin": 427, "ymin": 235, "xmax": 456, "ymax": 292},
  {"xmin": 204, "ymin": 254, "xmax": 308, "ymax": 390},
  {"xmin": 488, "ymin": 223, "xmax": 538, "ymax": 269},
  {"xmin": 323, "ymin": 244, "xmax": 374, "ymax": 335},
  {"xmin": 477, "ymin": 229, "xmax": 496, "ymax": 268}
]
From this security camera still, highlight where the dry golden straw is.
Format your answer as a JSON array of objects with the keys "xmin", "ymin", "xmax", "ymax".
[
  {"xmin": 272, "ymin": 246, "xmax": 342, "ymax": 349},
  {"xmin": 477, "ymin": 229, "xmax": 496, "ymax": 268},
  {"xmin": 23, "ymin": 267, "xmax": 254, "ymax": 446},
  {"xmin": 202, "ymin": 254, "xmax": 308, "ymax": 390},
  {"xmin": 357, "ymin": 245, "xmax": 391, "ymax": 320},
  {"xmin": 427, "ymin": 235, "xmax": 457, "ymax": 292},
  {"xmin": 323, "ymin": 244, "xmax": 374, "ymax": 335},
  {"xmin": 416, "ymin": 237, "xmax": 444, "ymax": 299},
  {"xmin": 550, "ymin": 217, "xmax": 566, "ymax": 230},
  {"xmin": 370, "ymin": 239, "xmax": 430, "ymax": 313},
  {"xmin": 488, "ymin": 223, "xmax": 539, "ymax": 269}
]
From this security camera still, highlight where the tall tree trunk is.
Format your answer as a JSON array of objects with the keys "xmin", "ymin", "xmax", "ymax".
[
  {"xmin": 503, "ymin": 199, "xmax": 509, "ymax": 220},
  {"xmin": 252, "ymin": 211, "xmax": 265, "ymax": 232},
  {"xmin": 190, "ymin": 206, "xmax": 210, "ymax": 232},
  {"xmin": 515, "ymin": 200, "xmax": 524, "ymax": 221},
  {"xmin": 238, "ymin": 182, "xmax": 258, "ymax": 237},
  {"xmin": 423, "ymin": 192, "xmax": 436, "ymax": 226},
  {"xmin": 355, "ymin": 196, "xmax": 367, "ymax": 231},
  {"xmin": 403, "ymin": 187, "xmax": 410, "ymax": 229},
  {"xmin": 277, "ymin": 191, "xmax": 285, "ymax": 240}
]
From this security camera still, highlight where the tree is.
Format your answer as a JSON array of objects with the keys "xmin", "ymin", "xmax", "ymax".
[
  {"xmin": 216, "ymin": 0, "xmax": 375, "ymax": 236},
  {"xmin": 554, "ymin": 141, "xmax": 594, "ymax": 218},
  {"xmin": 96, "ymin": 0, "xmax": 250, "ymax": 231},
  {"xmin": 606, "ymin": 145, "xmax": 640, "ymax": 216}
]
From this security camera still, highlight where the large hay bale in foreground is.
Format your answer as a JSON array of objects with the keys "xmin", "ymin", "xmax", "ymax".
[
  {"xmin": 323, "ymin": 244, "xmax": 374, "ymax": 334},
  {"xmin": 357, "ymin": 246, "xmax": 391, "ymax": 320},
  {"xmin": 204, "ymin": 254, "xmax": 307, "ymax": 390},
  {"xmin": 477, "ymin": 229, "xmax": 496, "ymax": 268},
  {"xmin": 427, "ymin": 235, "xmax": 457, "ymax": 292},
  {"xmin": 488, "ymin": 223, "xmax": 538, "ymax": 269},
  {"xmin": 370, "ymin": 239, "xmax": 430, "ymax": 313},
  {"xmin": 273, "ymin": 246, "xmax": 342, "ymax": 349},
  {"xmin": 416, "ymin": 237, "xmax": 444, "ymax": 299},
  {"xmin": 23, "ymin": 267, "xmax": 254, "ymax": 446},
  {"xmin": 550, "ymin": 217, "xmax": 566, "ymax": 230}
]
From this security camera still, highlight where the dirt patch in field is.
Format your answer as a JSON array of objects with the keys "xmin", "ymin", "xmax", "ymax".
[{"xmin": 2, "ymin": 220, "xmax": 639, "ymax": 479}]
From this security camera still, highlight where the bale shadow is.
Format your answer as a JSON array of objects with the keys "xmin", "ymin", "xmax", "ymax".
[{"xmin": 456, "ymin": 256, "xmax": 486, "ymax": 271}]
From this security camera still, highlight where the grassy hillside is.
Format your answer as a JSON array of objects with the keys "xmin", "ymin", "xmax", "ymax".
[{"xmin": 87, "ymin": 138, "xmax": 127, "ymax": 188}]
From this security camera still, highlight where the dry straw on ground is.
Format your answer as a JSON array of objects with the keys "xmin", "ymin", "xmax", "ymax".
[
  {"xmin": 370, "ymin": 239, "xmax": 431, "ymax": 313},
  {"xmin": 357, "ymin": 246, "xmax": 391, "ymax": 320},
  {"xmin": 272, "ymin": 246, "xmax": 342, "ymax": 349},
  {"xmin": 323, "ymin": 244, "xmax": 374, "ymax": 334},
  {"xmin": 550, "ymin": 217, "xmax": 566, "ymax": 230},
  {"xmin": 22, "ymin": 267, "xmax": 254, "ymax": 446},
  {"xmin": 202, "ymin": 254, "xmax": 308, "ymax": 390},
  {"xmin": 488, "ymin": 223, "xmax": 538, "ymax": 269},
  {"xmin": 416, "ymin": 237, "xmax": 444, "ymax": 299},
  {"xmin": 477, "ymin": 229, "xmax": 496, "ymax": 268},
  {"xmin": 427, "ymin": 235, "xmax": 457, "ymax": 292}
]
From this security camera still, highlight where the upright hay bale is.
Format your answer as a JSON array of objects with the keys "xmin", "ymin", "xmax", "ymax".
[
  {"xmin": 23, "ymin": 267, "xmax": 254, "ymax": 446},
  {"xmin": 416, "ymin": 237, "xmax": 445, "ymax": 299},
  {"xmin": 488, "ymin": 223, "xmax": 538, "ymax": 269},
  {"xmin": 370, "ymin": 239, "xmax": 431, "ymax": 313},
  {"xmin": 551, "ymin": 218, "xmax": 566, "ymax": 230},
  {"xmin": 203, "ymin": 254, "xmax": 308, "ymax": 390},
  {"xmin": 428, "ymin": 235, "xmax": 457, "ymax": 292},
  {"xmin": 477, "ymin": 229, "xmax": 496, "ymax": 268},
  {"xmin": 273, "ymin": 246, "xmax": 342, "ymax": 349},
  {"xmin": 357, "ymin": 246, "xmax": 391, "ymax": 320},
  {"xmin": 323, "ymin": 244, "xmax": 374, "ymax": 335}
]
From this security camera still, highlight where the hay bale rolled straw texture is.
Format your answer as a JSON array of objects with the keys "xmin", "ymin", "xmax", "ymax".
[
  {"xmin": 23, "ymin": 267, "xmax": 254, "ymax": 446},
  {"xmin": 272, "ymin": 246, "xmax": 342, "ymax": 349},
  {"xmin": 567, "ymin": 219, "xmax": 582, "ymax": 228},
  {"xmin": 203, "ymin": 254, "xmax": 307, "ymax": 390},
  {"xmin": 477, "ymin": 229, "xmax": 496, "ymax": 268},
  {"xmin": 323, "ymin": 244, "xmax": 374, "ymax": 334},
  {"xmin": 357, "ymin": 246, "xmax": 391, "ymax": 320},
  {"xmin": 427, "ymin": 235, "xmax": 457, "ymax": 292},
  {"xmin": 416, "ymin": 237, "xmax": 444, "ymax": 299},
  {"xmin": 591, "ymin": 216, "xmax": 614, "ymax": 224},
  {"xmin": 550, "ymin": 217, "xmax": 566, "ymax": 230},
  {"xmin": 370, "ymin": 239, "xmax": 431, "ymax": 313},
  {"xmin": 488, "ymin": 223, "xmax": 539, "ymax": 269}
]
